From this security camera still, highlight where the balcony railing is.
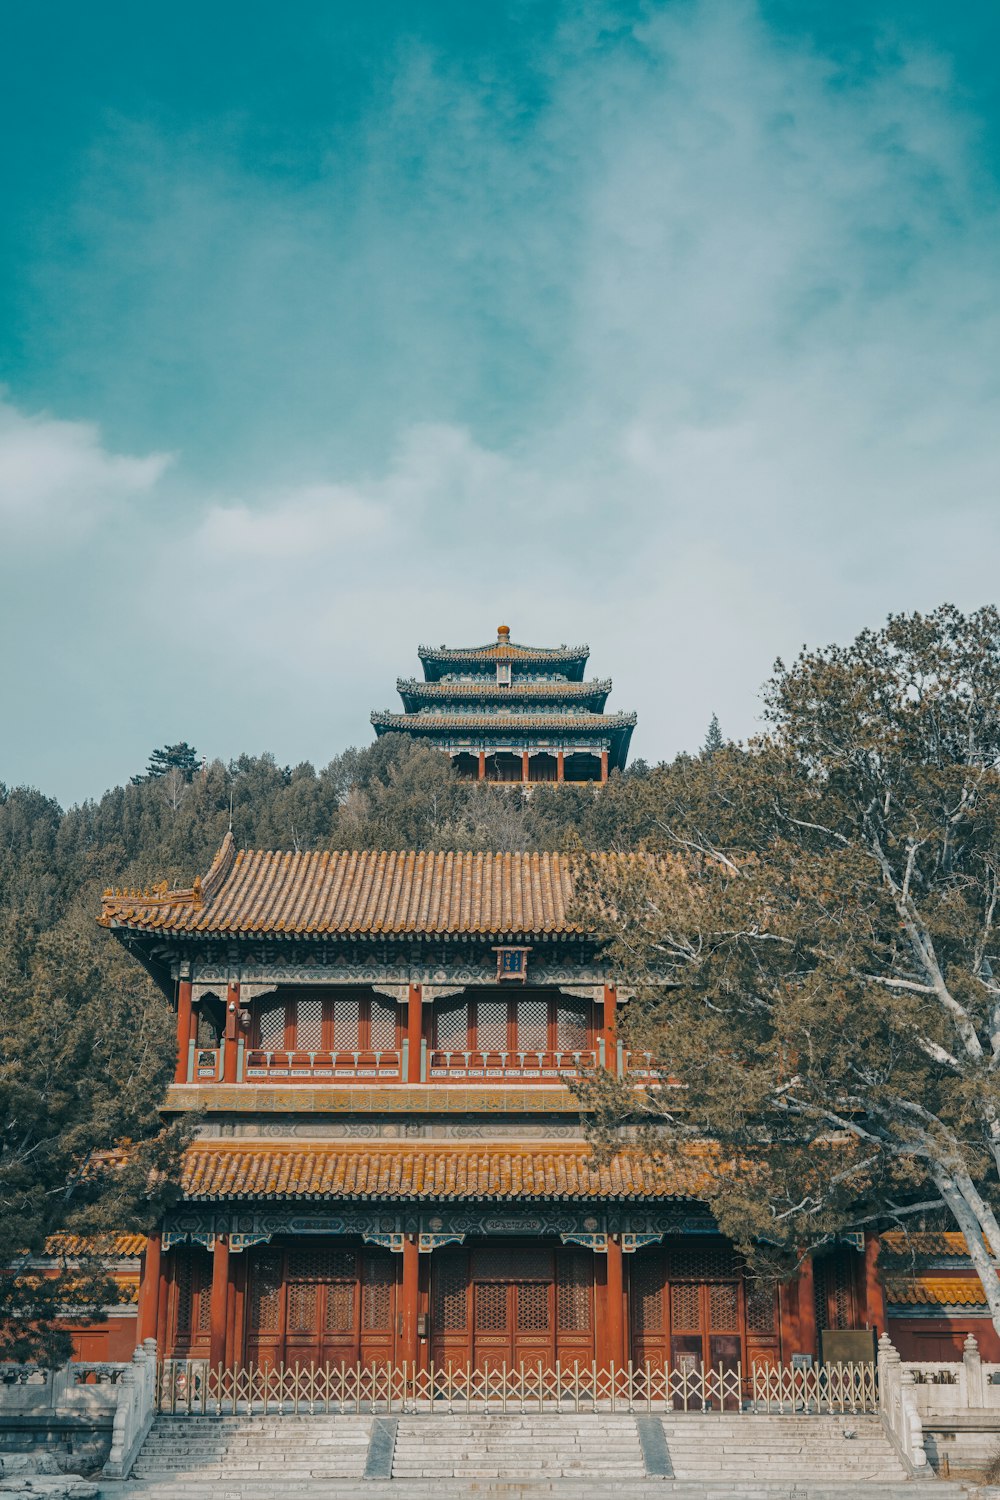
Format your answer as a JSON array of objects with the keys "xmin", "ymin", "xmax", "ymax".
[
  {"xmin": 244, "ymin": 1049, "xmax": 404, "ymax": 1080},
  {"xmin": 183, "ymin": 1044, "xmax": 404, "ymax": 1083},
  {"xmin": 181, "ymin": 1041, "xmax": 661, "ymax": 1085},
  {"xmin": 428, "ymin": 1049, "xmax": 599, "ymax": 1080}
]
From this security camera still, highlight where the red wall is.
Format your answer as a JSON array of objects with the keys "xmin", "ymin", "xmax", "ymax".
[{"xmin": 888, "ymin": 1316, "xmax": 1000, "ymax": 1361}]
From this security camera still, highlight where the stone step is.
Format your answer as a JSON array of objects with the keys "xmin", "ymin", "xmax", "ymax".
[{"xmin": 113, "ymin": 1483, "xmax": 963, "ymax": 1500}]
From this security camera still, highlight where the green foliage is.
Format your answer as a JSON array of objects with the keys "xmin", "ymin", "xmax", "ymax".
[
  {"xmin": 701, "ymin": 714, "xmax": 724, "ymax": 758},
  {"xmin": 574, "ymin": 605, "xmax": 1000, "ymax": 1327},
  {"xmin": 131, "ymin": 742, "xmax": 201, "ymax": 785},
  {"xmin": 0, "ymin": 898, "xmax": 185, "ymax": 1362}
]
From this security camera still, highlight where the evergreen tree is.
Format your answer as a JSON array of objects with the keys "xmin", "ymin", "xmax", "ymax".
[
  {"xmin": 701, "ymin": 713, "xmax": 724, "ymax": 758},
  {"xmin": 131, "ymin": 742, "xmax": 201, "ymax": 786},
  {"xmin": 573, "ymin": 605, "xmax": 1000, "ymax": 1335}
]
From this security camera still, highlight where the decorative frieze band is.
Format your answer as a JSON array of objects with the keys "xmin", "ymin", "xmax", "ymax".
[{"xmin": 161, "ymin": 1203, "xmax": 716, "ymax": 1253}]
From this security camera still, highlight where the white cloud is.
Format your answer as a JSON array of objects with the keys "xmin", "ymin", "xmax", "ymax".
[
  {"xmin": 0, "ymin": 397, "xmax": 170, "ymax": 542},
  {"xmin": 6, "ymin": 2, "xmax": 1000, "ymax": 801}
]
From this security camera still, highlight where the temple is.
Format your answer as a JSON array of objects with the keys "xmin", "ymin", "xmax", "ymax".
[
  {"xmin": 90, "ymin": 833, "xmax": 999, "ymax": 1382},
  {"xmin": 372, "ymin": 626, "xmax": 636, "ymax": 782}
]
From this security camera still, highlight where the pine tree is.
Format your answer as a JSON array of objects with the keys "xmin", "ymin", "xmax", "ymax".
[
  {"xmin": 701, "ymin": 713, "xmax": 724, "ymax": 758},
  {"xmin": 131, "ymin": 742, "xmax": 200, "ymax": 785}
]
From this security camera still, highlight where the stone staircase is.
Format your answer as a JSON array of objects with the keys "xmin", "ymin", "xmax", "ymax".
[
  {"xmin": 660, "ymin": 1413, "xmax": 911, "ymax": 1485},
  {"xmin": 111, "ymin": 1409, "xmax": 965, "ymax": 1498},
  {"xmin": 128, "ymin": 1412, "xmax": 371, "ymax": 1484},
  {"xmin": 390, "ymin": 1411, "xmax": 646, "ymax": 1480}
]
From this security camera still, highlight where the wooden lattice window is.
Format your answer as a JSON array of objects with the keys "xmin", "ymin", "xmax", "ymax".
[
  {"xmin": 670, "ymin": 1283, "xmax": 701, "ymax": 1331},
  {"xmin": 556, "ymin": 1253, "xmax": 592, "ymax": 1332},
  {"xmin": 475, "ymin": 1281, "xmax": 508, "ymax": 1333},
  {"xmin": 325, "ymin": 1282, "xmax": 356, "ymax": 1333},
  {"xmin": 516, "ymin": 1282, "xmax": 550, "ymax": 1332},
  {"xmin": 287, "ymin": 1283, "xmax": 318, "ymax": 1332},
  {"xmin": 252, "ymin": 992, "xmax": 399, "ymax": 1051},
  {"xmin": 433, "ymin": 993, "xmax": 592, "ymax": 1053},
  {"xmin": 362, "ymin": 1254, "xmax": 394, "ymax": 1331},
  {"xmin": 667, "ymin": 1245, "xmax": 740, "ymax": 1280},
  {"xmin": 248, "ymin": 1252, "xmax": 283, "ymax": 1334},
  {"xmin": 632, "ymin": 1255, "xmax": 664, "ymax": 1333},
  {"xmin": 709, "ymin": 1282, "xmax": 739, "ymax": 1330},
  {"xmin": 434, "ymin": 1256, "xmax": 468, "ymax": 1332},
  {"xmin": 746, "ymin": 1280, "xmax": 777, "ymax": 1335},
  {"xmin": 556, "ymin": 1000, "xmax": 588, "ymax": 1051}
]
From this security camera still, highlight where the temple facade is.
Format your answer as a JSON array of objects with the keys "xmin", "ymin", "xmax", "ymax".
[
  {"xmin": 371, "ymin": 626, "xmax": 636, "ymax": 783},
  {"xmin": 96, "ymin": 836, "xmax": 989, "ymax": 1381}
]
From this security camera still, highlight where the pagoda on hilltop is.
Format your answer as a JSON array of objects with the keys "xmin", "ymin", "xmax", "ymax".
[{"xmin": 371, "ymin": 625, "xmax": 637, "ymax": 783}]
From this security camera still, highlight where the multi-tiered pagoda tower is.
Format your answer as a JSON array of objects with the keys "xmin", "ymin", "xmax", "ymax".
[{"xmin": 372, "ymin": 626, "xmax": 637, "ymax": 783}]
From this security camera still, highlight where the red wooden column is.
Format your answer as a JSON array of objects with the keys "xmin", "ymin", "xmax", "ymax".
[
  {"xmin": 604, "ymin": 1236, "xmax": 625, "ymax": 1368},
  {"xmin": 795, "ymin": 1256, "xmax": 817, "ymax": 1359},
  {"xmin": 223, "ymin": 980, "xmax": 240, "ymax": 1083},
  {"xmin": 600, "ymin": 750, "xmax": 609, "ymax": 783},
  {"xmin": 557, "ymin": 751, "xmax": 565, "ymax": 783},
  {"xmin": 399, "ymin": 1236, "xmax": 420, "ymax": 1365},
  {"xmin": 209, "ymin": 1236, "xmax": 231, "ymax": 1368},
  {"xmin": 137, "ymin": 1231, "xmax": 162, "ymax": 1345},
  {"xmin": 521, "ymin": 751, "xmax": 530, "ymax": 784},
  {"xmin": 406, "ymin": 984, "xmax": 423, "ymax": 1083},
  {"xmin": 478, "ymin": 752, "xmax": 486, "ymax": 781},
  {"xmin": 603, "ymin": 984, "xmax": 618, "ymax": 1075},
  {"xmin": 174, "ymin": 979, "xmax": 193, "ymax": 1084},
  {"xmin": 156, "ymin": 1253, "xmax": 170, "ymax": 1356},
  {"xmin": 864, "ymin": 1233, "xmax": 887, "ymax": 1337}
]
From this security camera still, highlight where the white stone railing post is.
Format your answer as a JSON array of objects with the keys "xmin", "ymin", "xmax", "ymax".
[
  {"xmin": 899, "ymin": 1367, "xmax": 927, "ymax": 1468},
  {"xmin": 877, "ymin": 1331, "xmax": 927, "ymax": 1471},
  {"xmin": 102, "ymin": 1339, "xmax": 158, "ymax": 1479},
  {"xmin": 963, "ymin": 1332, "xmax": 984, "ymax": 1409}
]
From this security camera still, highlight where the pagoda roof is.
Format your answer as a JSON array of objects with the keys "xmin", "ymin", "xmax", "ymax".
[
  {"xmin": 373, "ymin": 709, "xmax": 635, "ymax": 768},
  {"xmin": 179, "ymin": 1142, "xmax": 712, "ymax": 1202},
  {"xmin": 397, "ymin": 678, "xmax": 612, "ymax": 711},
  {"xmin": 418, "ymin": 628, "xmax": 589, "ymax": 682},
  {"xmin": 99, "ymin": 835, "xmax": 656, "ymax": 940}
]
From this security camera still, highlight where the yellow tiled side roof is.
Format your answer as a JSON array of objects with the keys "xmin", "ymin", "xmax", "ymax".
[
  {"xmin": 180, "ymin": 1145, "xmax": 712, "ymax": 1202},
  {"xmin": 885, "ymin": 1276, "xmax": 989, "ymax": 1307},
  {"xmin": 879, "ymin": 1231, "xmax": 988, "ymax": 1258},
  {"xmin": 43, "ymin": 1233, "xmax": 147, "ymax": 1259},
  {"xmin": 100, "ymin": 840, "xmax": 659, "ymax": 938}
]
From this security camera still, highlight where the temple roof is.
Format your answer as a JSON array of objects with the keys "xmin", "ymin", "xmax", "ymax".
[
  {"xmin": 418, "ymin": 628, "xmax": 590, "ymax": 682},
  {"xmin": 373, "ymin": 710, "xmax": 636, "ymax": 737},
  {"xmin": 397, "ymin": 679, "xmax": 613, "ymax": 711},
  {"xmin": 100, "ymin": 836, "xmax": 654, "ymax": 939},
  {"xmin": 180, "ymin": 1143, "xmax": 711, "ymax": 1202}
]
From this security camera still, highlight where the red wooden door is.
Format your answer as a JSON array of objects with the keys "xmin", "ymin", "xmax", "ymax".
[
  {"xmin": 629, "ymin": 1243, "xmax": 745, "ymax": 1404},
  {"xmin": 245, "ymin": 1244, "xmax": 395, "ymax": 1370},
  {"xmin": 430, "ymin": 1246, "xmax": 594, "ymax": 1372}
]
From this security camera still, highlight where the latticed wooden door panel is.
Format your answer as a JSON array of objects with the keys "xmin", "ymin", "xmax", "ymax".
[
  {"xmin": 171, "ymin": 1247, "xmax": 213, "ymax": 1356},
  {"xmin": 245, "ymin": 1250, "xmax": 284, "ymax": 1370},
  {"xmin": 629, "ymin": 1241, "xmax": 749, "ymax": 1382},
  {"xmin": 431, "ymin": 1245, "xmax": 595, "ymax": 1372},
  {"xmin": 244, "ymin": 1243, "xmax": 396, "ymax": 1371},
  {"xmin": 431, "ymin": 1252, "xmax": 473, "ymax": 1369}
]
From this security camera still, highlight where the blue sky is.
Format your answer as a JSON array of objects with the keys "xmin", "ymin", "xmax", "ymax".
[{"xmin": 2, "ymin": 0, "xmax": 999, "ymax": 805}]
